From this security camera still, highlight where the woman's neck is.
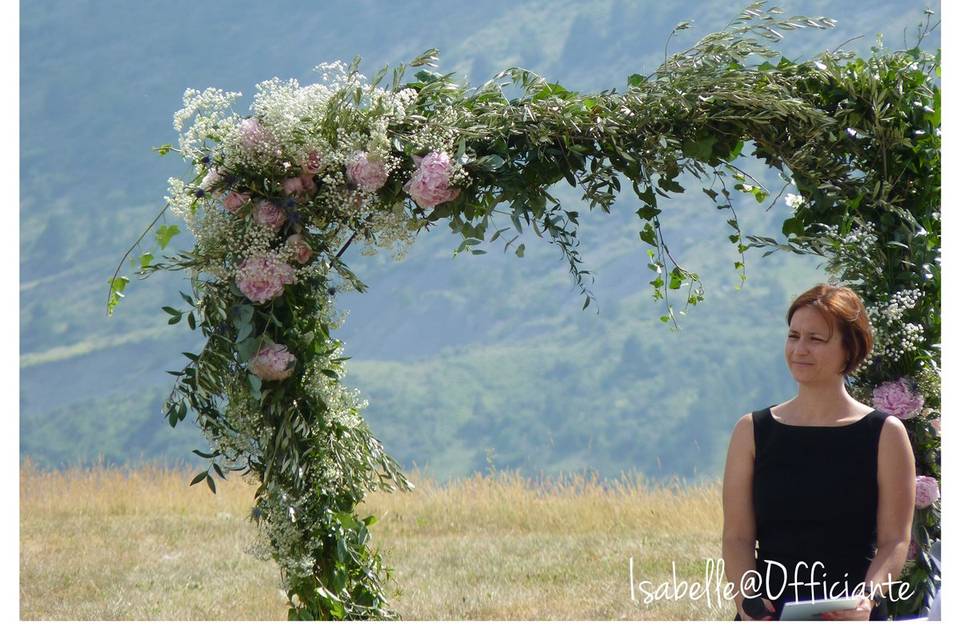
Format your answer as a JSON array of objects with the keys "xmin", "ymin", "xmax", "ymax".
[{"xmin": 786, "ymin": 380, "xmax": 860, "ymax": 421}]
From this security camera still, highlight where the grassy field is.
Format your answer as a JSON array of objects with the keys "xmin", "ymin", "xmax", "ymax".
[{"xmin": 20, "ymin": 459, "xmax": 735, "ymax": 620}]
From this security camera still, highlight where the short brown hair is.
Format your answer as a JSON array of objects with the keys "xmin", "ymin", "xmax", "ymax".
[{"xmin": 787, "ymin": 284, "xmax": 873, "ymax": 376}]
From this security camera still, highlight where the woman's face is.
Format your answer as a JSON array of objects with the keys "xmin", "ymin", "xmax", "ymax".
[{"xmin": 785, "ymin": 305, "xmax": 848, "ymax": 382}]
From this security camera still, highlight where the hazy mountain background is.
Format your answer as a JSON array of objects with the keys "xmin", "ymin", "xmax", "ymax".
[{"xmin": 20, "ymin": 0, "xmax": 940, "ymax": 481}]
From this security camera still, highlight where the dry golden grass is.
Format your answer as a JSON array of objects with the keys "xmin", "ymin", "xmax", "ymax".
[{"xmin": 20, "ymin": 459, "xmax": 735, "ymax": 620}]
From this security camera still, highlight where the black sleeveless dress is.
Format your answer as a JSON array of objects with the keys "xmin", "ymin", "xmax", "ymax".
[{"xmin": 732, "ymin": 405, "xmax": 891, "ymax": 621}]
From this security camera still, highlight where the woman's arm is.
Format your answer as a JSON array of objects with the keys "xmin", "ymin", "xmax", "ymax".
[
  {"xmin": 722, "ymin": 414, "xmax": 774, "ymax": 620},
  {"xmin": 865, "ymin": 416, "xmax": 916, "ymax": 599}
]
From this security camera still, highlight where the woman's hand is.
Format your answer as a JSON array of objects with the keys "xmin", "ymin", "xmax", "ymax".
[
  {"xmin": 819, "ymin": 596, "xmax": 873, "ymax": 621},
  {"xmin": 738, "ymin": 596, "xmax": 776, "ymax": 620}
]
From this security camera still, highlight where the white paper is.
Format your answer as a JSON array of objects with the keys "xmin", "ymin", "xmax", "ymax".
[{"xmin": 778, "ymin": 597, "xmax": 862, "ymax": 621}]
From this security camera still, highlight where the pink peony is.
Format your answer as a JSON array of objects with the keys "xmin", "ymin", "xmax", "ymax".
[
  {"xmin": 238, "ymin": 117, "xmax": 276, "ymax": 151},
  {"xmin": 285, "ymin": 234, "xmax": 313, "ymax": 265},
  {"xmin": 249, "ymin": 343, "xmax": 297, "ymax": 381},
  {"xmin": 346, "ymin": 152, "xmax": 389, "ymax": 192},
  {"xmin": 915, "ymin": 475, "xmax": 940, "ymax": 509},
  {"xmin": 236, "ymin": 255, "xmax": 295, "ymax": 304},
  {"xmin": 254, "ymin": 200, "xmax": 287, "ymax": 231},
  {"xmin": 223, "ymin": 191, "xmax": 251, "ymax": 213},
  {"xmin": 302, "ymin": 150, "xmax": 322, "ymax": 175},
  {"xmin": 403, "ymin": 150, "xmax": 460, "ymax": 208},
  {"xmin": 872, "ymin": 378, "xmax": 924, "ymax": 419}
]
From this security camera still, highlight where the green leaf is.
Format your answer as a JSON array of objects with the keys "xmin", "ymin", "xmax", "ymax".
[
  {"xmin": 155, "ymin": 224, "xmax": 181, "ymax": 250},
  {"xmin": 669, "ymin": 268, "xmax": 683, "ymax": 290},
  {"xmin": 681, "ymin": 135, "xmax": 717, "ymax": 162},
  {"xmin": 248, "ymin": 374, "xmax": 262, "ymax": 400},
  {"xmin": 637, "ymin": 186, "xmax": 657, "ymax": 207},
  {"xmin": 205, "ymin": 474, "xmax": 217, "ymax": 494},
  {"xmin": 106, "ymin": 276, "xmax": 129, "ymax": 316},
  {"xmin": 635, "ymin": 205, "xmax": 661, "ymax": 221},
  {"xmin": 515, "ymin": 244, "xmax": 525, "ymax": 258},
  {"xmin": 153, "ymin": 144, "xmax": 173, "ymax": 156},
  {"xmin": 409, "ymin": 48, "xmax": 439, "ymax": 68},
  {"xmin": 236, "ymin": 320, "xmax": 254, "ymax": 342},
  {"xmin": 726, "ymin": 139, "xmax": 744, "ymax": 161},
  {"xmin": 639, "ymin": 223, "xmax": 657, "ymax": 247},
  {"xmin": 237, "ymin": 336, "xmax": 259, "ymax": 362},
  {"xmin": 190, "ymin": 470, "xmax": 208, "ymax": 486},
  {"xmin": 627, "ymin": 73, "xmax": 646, "ymax": 88}
]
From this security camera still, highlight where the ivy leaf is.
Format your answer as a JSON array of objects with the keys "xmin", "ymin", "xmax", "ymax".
[
  {"xmin": 636, "ymin": 205, "xmax": 661, "ymax": 221},
  {"xmin": 155, "ymin": 224, "xmax": 181, "ymax": 250},
  {"xmin": 639, "ymin": 223, "xmax": 657, "ymax": 247}
]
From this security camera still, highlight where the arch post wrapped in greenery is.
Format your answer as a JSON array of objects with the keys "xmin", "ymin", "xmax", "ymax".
[{"xmin": 108, "ymin": 3, "xmax": 939, "ymax": 620}]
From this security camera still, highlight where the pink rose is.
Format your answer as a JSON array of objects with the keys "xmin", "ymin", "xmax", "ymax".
[
  {"xmin": 872, "ymin": 378, "xmax": 924, "ymax": 419},
  {"xmin": 223, "ymin": 191, "xmax": 251, "ymax": 213},
  {"xmin": 931, "ymin": 417, "xmax": 940, "ymax": 434},
  {"xmin": 915, "ymin": 475, "xmax": 940, "ymax": 509},
  {"xmin": 346, "ymin": 151, "xmax": 389, "ymax": 192},
  {"xmin": 249, "ymin": 343, "xmax": 297, "ymax": 381},
  {"xmin": 254, "ymin": 200, "xmax": 287, "ymax": 231},
  {"xmin": 286, "ymin": 234, "xmax": 313, "ymax": 265},
  {"xmin": 302, "ymin": 150, "xmax": 322, "ymax": 175},
  {"xmin": 403, "ymin": 150, "xmax": 460, "ymax": 208},
  {"xmin": 236, "ymin": 255, "xmax": 295, "ymax": 304}
]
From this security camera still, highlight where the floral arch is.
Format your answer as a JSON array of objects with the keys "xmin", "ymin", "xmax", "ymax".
[{"xmin": 108, "ymin": 5, "xmax": 940, "ymax": 621}]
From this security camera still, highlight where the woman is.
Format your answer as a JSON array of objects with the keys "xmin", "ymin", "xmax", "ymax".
[{"xmin": 722, "ymin": 284, "xmax": 916, "ymax": 621}]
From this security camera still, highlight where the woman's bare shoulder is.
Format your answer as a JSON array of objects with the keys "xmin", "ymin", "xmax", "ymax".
[{"xmin": 728, "ymin": 412, "xmax": 756, "ymax": 452}]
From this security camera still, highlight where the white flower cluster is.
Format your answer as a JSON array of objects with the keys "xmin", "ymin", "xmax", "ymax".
[
  {"xmin": 173, "ymin": 88, "xmax": 243, "ymax": 162},
  {"xmin": 218, "ymin": 375, "xmax": 270, "ymax": 464},
  {"xmin": 862, "ymin": 288, "xmax": 925, "ymax": 366},
  {"xmin": 784, "ymin": 192, "xmax": 805, "ymax": 209},
  {"xmin": 880, "ymin": 288, "xmax": 923, "ymax": 322}
]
